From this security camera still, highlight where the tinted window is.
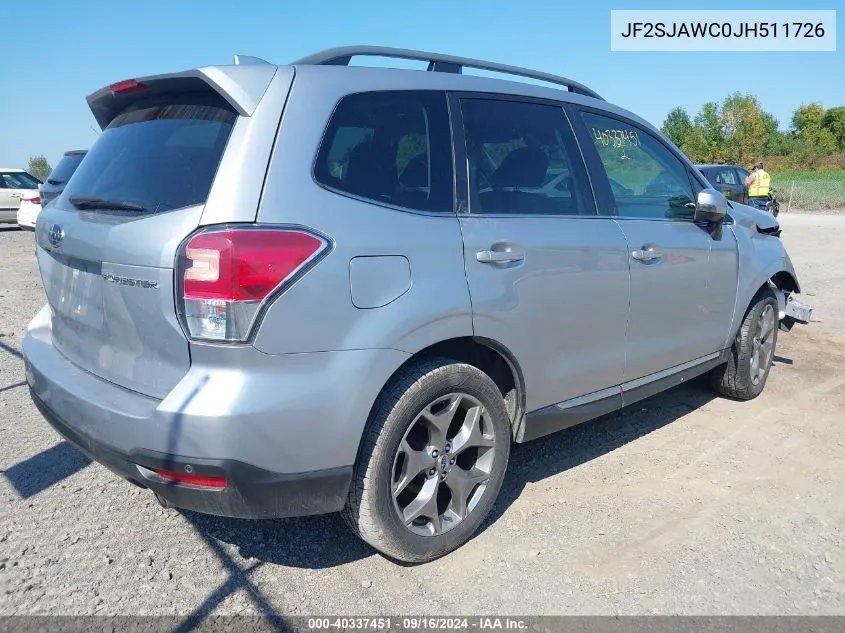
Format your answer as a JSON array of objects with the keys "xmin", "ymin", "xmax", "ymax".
[
  {"xmin": 716, "ymin": 168, "xmax": 737, "ymax": 185},
  {"xmin": 461, "ymin": 99, "xmax": 586, "ymax": 215},
  {"xmin": 736, "ymin": 167, "xmax": 751, "ymax": 182},
  {"xmin": 47, "ymin": 153, "xmax": 86, "ymax": 184},
  {"xmin": 59, "ymin": 94, "xmax": 236, "ymax": 213},
  {"xmin": 314, "ymin": 91, "xmax": 453, "ymax": 213},
  {"xmin": 1, "ymin": 172, "xmax": 40, "ymax": 189},
  {"xmin": 582, "ymin": 111, "xmax": 695, "ymax": 220}
]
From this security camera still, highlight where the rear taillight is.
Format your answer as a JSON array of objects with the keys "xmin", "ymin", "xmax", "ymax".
[
  {"xmin": 25, "ymin": 196, "xmax": 40, "ymax": 205},
  {"xmin": 177, "ymin": 226, "xmax": 329, "ymax": 342}
]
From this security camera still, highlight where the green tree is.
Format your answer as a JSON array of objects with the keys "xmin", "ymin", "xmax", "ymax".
[
  {"xmin": 720, "ymin": 93, "xmax": 769, "ymax": 165},
  {"xmin": 792, "ymin": 103, "xmax": 837, "ymax": 153},
  {"xmin": 27, "ymin": 155, "xmax": 51, "ymax": 182},
  {"xmin": 761, "ymin": 112, "xmax": 794, "ymax": 156},
  {"xmin": 660, "ymin": 107, "xmax": 693, "ymax": 148},
  {"xmin": 690, "ymin": 102, "xmax": 727, "ymax": 163},
  {"xmin": 820, "ymin": 106, "xmax": 845, "ymax": 151}
]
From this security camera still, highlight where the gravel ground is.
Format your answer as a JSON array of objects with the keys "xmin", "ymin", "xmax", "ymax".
[{"xmin": 0, "ymin": 214, "xmax": 843, "ymax": 619}]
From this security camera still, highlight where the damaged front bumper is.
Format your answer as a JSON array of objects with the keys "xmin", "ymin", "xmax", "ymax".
[{"xmin": 780, "ymin": 295, "xmax": 813, "ymax": 332}]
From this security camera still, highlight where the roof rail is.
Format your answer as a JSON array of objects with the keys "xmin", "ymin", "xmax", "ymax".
[
  {"xmin": 234, "ymin": 54, "xmax": 271, "ymax": 65},
  {"xmin": 292, "ymin": 46, "xmax": 603, "ymax": 101}
]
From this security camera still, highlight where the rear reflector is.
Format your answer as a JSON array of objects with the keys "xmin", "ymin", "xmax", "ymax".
[
  {"xmin": 110, "ymin": 79, "xmax": 146, "ymax": 94},
  {"xmin": 177, "ymin": 227, "xmax": 328, "ymax": 342},
  {"xmin": 155, "ymin": 469, "xmax": 227, "ymax": 489}
]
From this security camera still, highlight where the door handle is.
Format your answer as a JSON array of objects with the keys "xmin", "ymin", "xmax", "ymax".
[
  {"xmin": 631, "ymin": 247, "xmax": 662, "ymax": 262},
  {"xmin": 476, "ymin": 248, "xmax": 524, "ymax": 264}
]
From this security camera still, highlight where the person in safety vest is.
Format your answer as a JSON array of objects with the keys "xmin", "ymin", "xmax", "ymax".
[{"xmin": 744, "ymin": 161, "xmax": 771, "ymax": 202}]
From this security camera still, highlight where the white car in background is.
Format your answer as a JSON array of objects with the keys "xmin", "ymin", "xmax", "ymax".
[
  {"xmin": 0, "ymin": 169, "xmax": 41, "ymax": 225},
  {"xmin": 16, "ymin": 193, "xmax": 42, "ymax": 230}
]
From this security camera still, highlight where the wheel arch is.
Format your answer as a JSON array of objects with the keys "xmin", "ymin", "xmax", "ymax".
[
  {"xmin": 770, "ymin": 269, "xmax": 800, "ymax": 294},
  {"xmin": 730, "ymin": 268, "xmax": 797, "ymax": 345},
  {"xmin": 371, "ymin": 336, "xmax": 527, "ymax": 437}
]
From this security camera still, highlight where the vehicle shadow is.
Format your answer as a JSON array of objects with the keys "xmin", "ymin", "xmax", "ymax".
[
  {"xmin": 185, "ymin": 377, "xmax": 717, "ymax": 569},
  {"xmin": 478, "ymin": 376, "xmax": 717, "ymax": 536}
]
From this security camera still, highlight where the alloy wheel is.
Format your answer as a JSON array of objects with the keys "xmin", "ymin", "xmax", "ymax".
[
  {"xmin": 391, "ymin": 393, "xmax": 497, "ymax": 536},
  {"xmin": 750, "ymin": 304, "xmax": 776, "ymax": 385}
]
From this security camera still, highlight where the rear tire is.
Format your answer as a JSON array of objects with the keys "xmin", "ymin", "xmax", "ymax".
[
  {"xmin": 343, "ymin": 358, "xmax": 511, "ymax": 563},
  {"xmin": 710, "ymin": 288, "xmax": 779, "ymax": 400}
]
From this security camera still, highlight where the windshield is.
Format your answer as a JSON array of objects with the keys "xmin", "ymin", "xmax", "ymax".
[
  {"xmin": 1, "ymin": 172, "xmax": 40, "ymax": 189},
  {"xmin": 59, "ymin": 94, "xmax": 237, "ymax": 213},
  {"xmin": 47, "ymin": 153, "xmax": 86, "ymax": 183}
]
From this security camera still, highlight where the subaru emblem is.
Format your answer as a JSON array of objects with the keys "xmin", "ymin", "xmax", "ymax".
[{"xmin": 48, "ymin": 224, "xmax": 65, "ymax": 248}]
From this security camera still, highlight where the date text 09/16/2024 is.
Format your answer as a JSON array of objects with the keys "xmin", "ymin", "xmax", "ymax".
[{"xmin": 305, "ymin": 617, "xmax": 528, "ymax": 631}]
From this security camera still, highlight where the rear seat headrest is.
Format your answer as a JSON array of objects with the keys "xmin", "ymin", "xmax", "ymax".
[{"xmin": 492, "ymin": 147, "xmax": 548, "ymax": 188}]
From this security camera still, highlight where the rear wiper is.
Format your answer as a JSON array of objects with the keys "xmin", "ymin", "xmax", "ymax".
[{"xmin": 68, "ymin": 196, "xmax": 147, "ymax": 212}]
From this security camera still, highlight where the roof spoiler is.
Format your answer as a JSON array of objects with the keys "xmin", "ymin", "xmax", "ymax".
[{"xmin": 87, "ymin": 62, "xmax": 277, "ymax": 130}]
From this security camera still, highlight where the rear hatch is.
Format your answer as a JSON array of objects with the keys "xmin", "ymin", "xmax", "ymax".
[{"xmin": 35, "ymin": 63, "xmax": 289, "ymax": 399}]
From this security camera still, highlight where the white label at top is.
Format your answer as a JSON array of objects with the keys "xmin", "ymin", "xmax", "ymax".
[{"xmin": 611, "ymin": 10, "xmax": 836, "ymax": 51}]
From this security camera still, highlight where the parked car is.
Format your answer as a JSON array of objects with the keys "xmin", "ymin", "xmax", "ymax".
[
  {"xmin": 16, "ymin": 194, "xmax": 42, "ymax": 230},
  {"xmin": 24, "ymin": 47, "xmax": 812, "ymax": 563},
  {"xmin": 39, "ymin": 150, "xmax": 88, "ymax": 208},
  {"xmin": 695, "ymin": 164, "xmax": 752, "ymax": 204},
  {"xmin": 0, "ymin": 169, "xmax": 41, "ymax": 224}
]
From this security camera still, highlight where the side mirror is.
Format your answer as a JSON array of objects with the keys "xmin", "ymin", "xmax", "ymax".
[{"xmin": 694, "ymin": 188, "xmax": 728, "ymax": 223}]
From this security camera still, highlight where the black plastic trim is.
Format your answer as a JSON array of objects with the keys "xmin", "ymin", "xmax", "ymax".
[
  {"xmin": 517, "ymin": 392, "xmax": 623, "ymax": 443},
  {"xmin": 518, "ymin": 350, "xmax": 729, "ymax": 443},
  {"xmin": 621, "ymin": 350, "xmax": 729, "ymax": 409}
]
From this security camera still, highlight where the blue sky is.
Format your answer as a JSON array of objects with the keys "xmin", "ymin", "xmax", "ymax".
[{"xmin": 2, "ymin": 0, "xmax": 842, "ymax": 168}]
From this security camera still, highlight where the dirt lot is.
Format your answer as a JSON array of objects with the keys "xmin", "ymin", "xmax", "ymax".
[{"xmin": 1, "ymin": 214, "xmax": 843, "ymax": 618}]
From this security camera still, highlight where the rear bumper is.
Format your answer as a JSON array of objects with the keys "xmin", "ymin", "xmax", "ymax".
[
  {"xmin": 23, "ymin": 305, "xmax": 409, "ymax": 519},
  {"xmin": 31, "ymin": 389, "xmax": 352, "ymax": 518},
  {"xmin": 16, "ymin": 203, "xmax": 40, "ymax": 229}
]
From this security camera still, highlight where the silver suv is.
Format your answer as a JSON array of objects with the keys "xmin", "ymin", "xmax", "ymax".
[{"xmin": 23, "ymin": 47, "xmax": 811, "ymax": 563}]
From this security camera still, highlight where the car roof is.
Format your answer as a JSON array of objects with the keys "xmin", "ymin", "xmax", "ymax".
[
  {"xmin": 0, "ymin": 168, "xmax": 26, "ymax": 172},
  {"xmin": 92, "ymin": 46, "xmax": 666, "ymax": 142},
  {"xmin": 696, "ymin": 164, "xmax": 743, "ymax": 169},
  {"xmin": 290, "ymin": 64, "xmax": 663, "ymax": 139}
]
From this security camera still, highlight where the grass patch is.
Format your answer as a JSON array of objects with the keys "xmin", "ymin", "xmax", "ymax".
[{"xmin": 771, "ymin": 170, "xmax": 845, "ymax": 210}]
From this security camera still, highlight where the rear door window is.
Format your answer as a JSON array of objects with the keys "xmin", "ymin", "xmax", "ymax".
[
  {"xmin": 1, "ymin": 172, "xmax": 40, "ymax": 189},
  {"xmin": 459, "ymin": 98, "xmax": 590, "ymax": 216},
  {"xmin": 59, "ymin": 94, "xmax": 237, "ymax": 213},
  {"xmin": 314, "ymin": 91, "xmax": 454, "ymax": 213}
]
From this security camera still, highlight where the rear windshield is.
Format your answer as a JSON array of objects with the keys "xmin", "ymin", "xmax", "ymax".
[
  {"xmin": 60, "ymin": 93, "xmax": 237, "ymax": 213},
  {"xmin": 47, "ymin": 153, "xmax": 86, "ymax": 184}
]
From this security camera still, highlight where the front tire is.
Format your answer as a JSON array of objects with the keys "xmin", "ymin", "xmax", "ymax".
[
  {"xmin": 710, "ymin": 288, "xmax": 779, "ymax": 400},
  {"xmin": 343, "ymin": 358, "xmax": 511, "ymax": 563}
]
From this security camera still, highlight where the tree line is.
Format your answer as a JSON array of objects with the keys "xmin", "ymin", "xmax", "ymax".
[{"xmin": 660, "ymin": 94, "xmax": 845, "ymax": 170}]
